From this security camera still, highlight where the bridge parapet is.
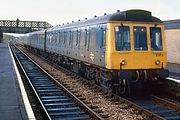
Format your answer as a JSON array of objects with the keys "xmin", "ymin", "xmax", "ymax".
[
  {"xmin": 0, "ymin": 19, "xmax": 52, "ymax": 29},
  {"xmin": 0, "ymin": 19, "xmax": 53, "ymax": 42}
]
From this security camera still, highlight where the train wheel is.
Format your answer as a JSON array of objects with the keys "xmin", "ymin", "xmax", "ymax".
[{"xmin": 119, "ymin": 79, "xmax": 130, "ymax": 96}]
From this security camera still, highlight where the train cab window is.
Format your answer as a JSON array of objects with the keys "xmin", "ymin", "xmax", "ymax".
[
  {"xmin": 150, "ymin": 27, "xmax": 163, "ymax": 51},
  {"xmin": 115, "ymin": 26, "xmax": 130, "ymax": 51},
  {"xmin": 134, "ymin": 26, "xmax": 147, "ymax": 51}
]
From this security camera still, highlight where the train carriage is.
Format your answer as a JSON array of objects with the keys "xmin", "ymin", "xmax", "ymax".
[
  {"xmin": 26, "ymin": 29, "xmax": 46, "ymax": 52},
  {"xmin": 23, "ymin": 9, "xmax": 169, "ymax": 95}
]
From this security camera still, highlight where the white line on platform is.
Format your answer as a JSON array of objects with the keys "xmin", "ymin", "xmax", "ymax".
[
  {"xmin": 166, "ymin": 77, "xmax": 180, "ymax": 83},
  {"xmin": 8, "ymin": 44, "xmax": 36, "ymax": 120}
]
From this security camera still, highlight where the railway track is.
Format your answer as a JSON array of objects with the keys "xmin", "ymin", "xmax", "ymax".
[
  {"xmin": 127, "ymin": 94, "xmax": 180, "ymax": 120},
  {"xmin": 15, "ymin": 44, "xmax": 180, "ymax": 120},
  {"xmin": 10, "ymin": 45, "xmax": 104, "ymax": 120}
]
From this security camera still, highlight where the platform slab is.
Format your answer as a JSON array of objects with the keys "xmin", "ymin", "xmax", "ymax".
[
  {"xmin": 167, "ymin": 63, "xmax": 180, "ymax": 80},
  {"xmin": 0, "ymin": 43, "xmax": 26, "ymax": 120}
]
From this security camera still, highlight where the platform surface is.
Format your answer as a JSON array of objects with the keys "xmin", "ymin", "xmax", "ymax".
[
  {"xmin": 0, "ymin": 43, "xmax": 26, "ymax": 120},
  {"xmin": 167, "ymin": 63, "xmax": 180, "ymax": 80}
]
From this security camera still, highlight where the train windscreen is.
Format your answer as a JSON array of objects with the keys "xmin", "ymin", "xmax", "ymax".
[
  {"xmin": 115, "ymin": 26, "xmax": 130, "ymax": 51},
  {"xmin": 133, "ymin": 26, "xmax": 147, "ymax": 51},
  {"xmin": 150, "ymin": 27, "xmax": 163, "ymax": 51}
]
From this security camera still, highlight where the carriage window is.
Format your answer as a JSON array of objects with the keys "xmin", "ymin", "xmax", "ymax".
[
  {"xmin": 115, "ymin": 26, "xmax": 130, "ymax": 51},
  {"xmin": 134, "ymin": 26, "xmax": 147, "ymax": 51},
  {"xmin": 150, "ymin": 27, "xmax": 163, "ymax": 51}
]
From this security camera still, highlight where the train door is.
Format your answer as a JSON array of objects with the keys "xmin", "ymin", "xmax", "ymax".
[
  {"xmin": 96, "ymin": 24, "xmax": 106, "ymax": 67},
  {"xmin": 79, "ymin": 27, "xmax": 86, "ymax": 62}
]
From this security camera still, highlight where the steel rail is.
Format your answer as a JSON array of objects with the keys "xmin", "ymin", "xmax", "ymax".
[
  {"xmin": 11, "ymin": 44, "xmax": 104, "ymax": 120},
  {"xmin": 151, "ymin": 95, "xmax": 180, "ymax": 111},
  {"xmin": 10, "ymin": 45, "xmax": 52, "ymax": 120}
]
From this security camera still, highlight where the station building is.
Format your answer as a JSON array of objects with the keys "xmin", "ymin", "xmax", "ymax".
[{"xmin": 164, "ymin": 20, "xmax": 180, "ymax": 64}]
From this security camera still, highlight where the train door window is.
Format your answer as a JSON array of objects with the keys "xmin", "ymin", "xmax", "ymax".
[
  {"xmin": 87, "ymin": 27, "xmax": 91, "ymax": 51},
  {"xmin": 61, "ymin": 31, "xmax": 64, "ymax": 46},
  {"xmin": 89, "ymin": 25, "xmax": 96, "ymax": 50},
  {"xmin": 52, "ymin": 32, "xmax": 54, "ymax": 45},
  {"xmin": 55, "ymin": 31, "xmax": 57, "ymax": 46},
  {"xmin": 46, "ymin": 33, "xmax": 49, "ymax": 45},
  {"xmin": 97, "ymin": 24, "xmax": 106, "ymax": 49},
  {"xmin": 49, "ymin": 32, "xmax": 52, "ymax": 44},
  {"xmin": 85, "ymin": 27, "xmax": 89, "ymax": 47},
  {"xmin": 69, "ymin": 31, "xmax": 71, "ymax": 45},
  {"xmin": 78, "ymin": 29, "xmax": 81, "ymax": 49},
  {"xmin": 67, "ymin": 31, "xmax": 71, "ymax": 46},
  {"xmin": 75, "ymin": 30, "xmax": 78, "ymax": 46},
  {"xmin": 63, "ymin": 31, "xmax": 66, "ymax": 45},
  {"xmin": 101, "ymin": 25, "xmax": 106, "ymax": 49},
  {"xmin": 73, "ymin": 29, "xmax": 77, "ymax": 48},
  {"xmin": 54, "ymin": 31, "xmax": 57, "ymax": 46},
  {"xmin": 56, "ymin": 31, "xmax": 58, "ymax": 46},
  {"xmin": 133, "ymin": 26, "xmax": 147, "ymax": 51},
  {"xmin": 76, "ymin": 28, "xmax": 81, "ymax": 48},
  {"xmin": 52, "ymin": 32, "xmax": 54, "ymax": 46},
  {"xmin": 65, "ymin": 31, "xmax": 68, "ymax": 47},
  {"xmin": 150, "ymin": 27, "xmax": 163, "ymax": 51},
  {"xmin": 115, "ymin": 26, "xmax": 130, "ymax": 51},
  {"xmin": 53, "ymin": 31, "xmax": 55, "ymax": 46},
  {"xmin": 59, "ymin": 31, "xmax": 62, "ymax": 46},
  {"xmin": 70, "ymin": 30, "xmax": 73, "ymax": 48},
  {"xmin": 80, "ymin": 27, "xmax": 85, "ymax": 47}
]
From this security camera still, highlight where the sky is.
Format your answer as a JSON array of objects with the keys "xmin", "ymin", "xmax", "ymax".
[{"xmin": 0, "ymin": 0, "xmax": 179, "ymax": 26}]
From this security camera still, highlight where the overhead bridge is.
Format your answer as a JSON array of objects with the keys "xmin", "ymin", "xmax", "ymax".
[{"xmin": 0, "ymin": 19, "xmax": 52, "ymax": 42}]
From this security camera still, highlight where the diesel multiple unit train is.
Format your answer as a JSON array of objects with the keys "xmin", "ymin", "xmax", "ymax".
[{"xmin": 20, "ymin": 9, "xmax": 169, "ymax": 95}]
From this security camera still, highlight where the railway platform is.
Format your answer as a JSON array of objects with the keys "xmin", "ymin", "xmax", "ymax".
[
  {"xmin": 167, "ymin": 63, "xmax": 180, "ymax": 81},
  {"xmin": 165, "ymin": 63, "xmax": 180, "ymax": 97},
  {"xmin": 0, "ymin": 43, "xmax": 35, "ymax": 120}
]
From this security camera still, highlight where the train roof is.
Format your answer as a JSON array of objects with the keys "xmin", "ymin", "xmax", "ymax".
[
  {"xmin": 164, "ymin": 19, "xmax": 180, "ymax": 29},
  {"xmin": 26, "ymin": 29, "xmax": 46, "ymax": 35},
  {"xmin": 48, "ymin": 9, "xmax": 162, "ymax": 31}
]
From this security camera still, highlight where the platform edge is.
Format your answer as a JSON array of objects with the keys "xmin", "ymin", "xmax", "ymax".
[{"xmin": 8, "ymin": 44, "xmax": 36, "ymax": 120}]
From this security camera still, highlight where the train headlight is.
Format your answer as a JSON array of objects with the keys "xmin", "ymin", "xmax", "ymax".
[
  {"xmin": 121, "ymin": 60, "xmax": 126, "ymax": 65},
  {"xmin": 155, "ymin": 60, "xmax": 160, "ymax": 65}
]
